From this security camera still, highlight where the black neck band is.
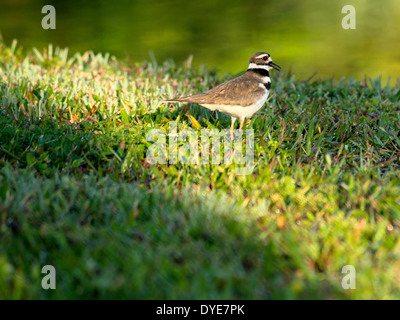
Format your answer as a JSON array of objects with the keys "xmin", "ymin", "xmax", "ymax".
[{"xmin": 247, "ymin": 68, "xmax": 270, "ymax": 77}]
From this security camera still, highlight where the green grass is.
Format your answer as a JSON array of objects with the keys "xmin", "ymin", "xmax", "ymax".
[{"xmin": 1, "ymin": 40, "xmax": 400, "ymax": 299}]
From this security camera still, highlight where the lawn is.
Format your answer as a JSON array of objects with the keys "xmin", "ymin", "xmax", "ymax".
[{"xmin": 1, "ymin": 40, "xmax": 400, "ymax": 299}]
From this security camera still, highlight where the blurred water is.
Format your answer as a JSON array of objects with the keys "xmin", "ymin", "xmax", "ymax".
[{"xmin": 0, "ymin": 0, "xmax": 399, "ymax": 83}]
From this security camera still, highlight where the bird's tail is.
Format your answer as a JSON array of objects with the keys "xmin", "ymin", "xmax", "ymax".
[
  {"xmin": 161, "ymin": 97, "xmax": 190, "ymax": 103},
  {"xmin": 162, "ymin": 98, "xmax": 180, "ymax": 103}
]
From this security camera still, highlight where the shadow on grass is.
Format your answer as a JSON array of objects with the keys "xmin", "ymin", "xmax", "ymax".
[{"xmin": 0, "ymin": 165, "xmax": 346, "ymax": 299}]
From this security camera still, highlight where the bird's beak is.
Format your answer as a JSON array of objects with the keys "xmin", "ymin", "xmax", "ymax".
[{"xmin": 269, "ymin": 61, "xmax": 281, "ymax": 71}]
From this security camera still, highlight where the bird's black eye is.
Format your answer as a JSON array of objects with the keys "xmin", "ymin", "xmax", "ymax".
[{"xmin": 262, "ymin": 56, "xmax": 268, "ymax": 61}]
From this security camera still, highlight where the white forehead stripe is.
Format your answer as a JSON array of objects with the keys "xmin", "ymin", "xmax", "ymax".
[{"xmin": 256, "ymin": 54, "xmax": 268, "ymax": 59}]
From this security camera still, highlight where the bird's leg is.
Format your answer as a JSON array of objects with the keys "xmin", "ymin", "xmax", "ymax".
[
  {"xmin": 180, "ymin": 103, "xmax": 189, "ymax": 115},
  {"xmin": 230, "ymin": 117, "xmax": 237, "ymax": 140},
  {"xmin": 239, "ymin": 118, "xmax": 245, "ymax": 133}
]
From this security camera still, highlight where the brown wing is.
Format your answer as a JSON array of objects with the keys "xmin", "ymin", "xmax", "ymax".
[{"xmin": 166, "ymin": 73, "xmax": 265, "ymax": 107}]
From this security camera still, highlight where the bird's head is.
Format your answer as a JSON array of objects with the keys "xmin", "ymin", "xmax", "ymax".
[{"xmin": 248, "ymin": 52, "xmax": 281, "ymax": 71}]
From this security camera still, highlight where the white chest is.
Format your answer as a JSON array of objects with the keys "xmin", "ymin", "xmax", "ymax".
[{"xmin": 201, "ymin": 88, "xmax": 269, "ymax": 120}]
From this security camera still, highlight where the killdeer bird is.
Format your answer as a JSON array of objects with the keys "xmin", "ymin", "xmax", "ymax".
[{"xmin": 164, "ymin": 52, "xmax": 281, "ymax": 136}]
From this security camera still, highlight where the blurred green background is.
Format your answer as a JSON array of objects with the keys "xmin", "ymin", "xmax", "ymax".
[{"xmin": 1, "ymin": 0, "xmax": 400, "ymax": 82}]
